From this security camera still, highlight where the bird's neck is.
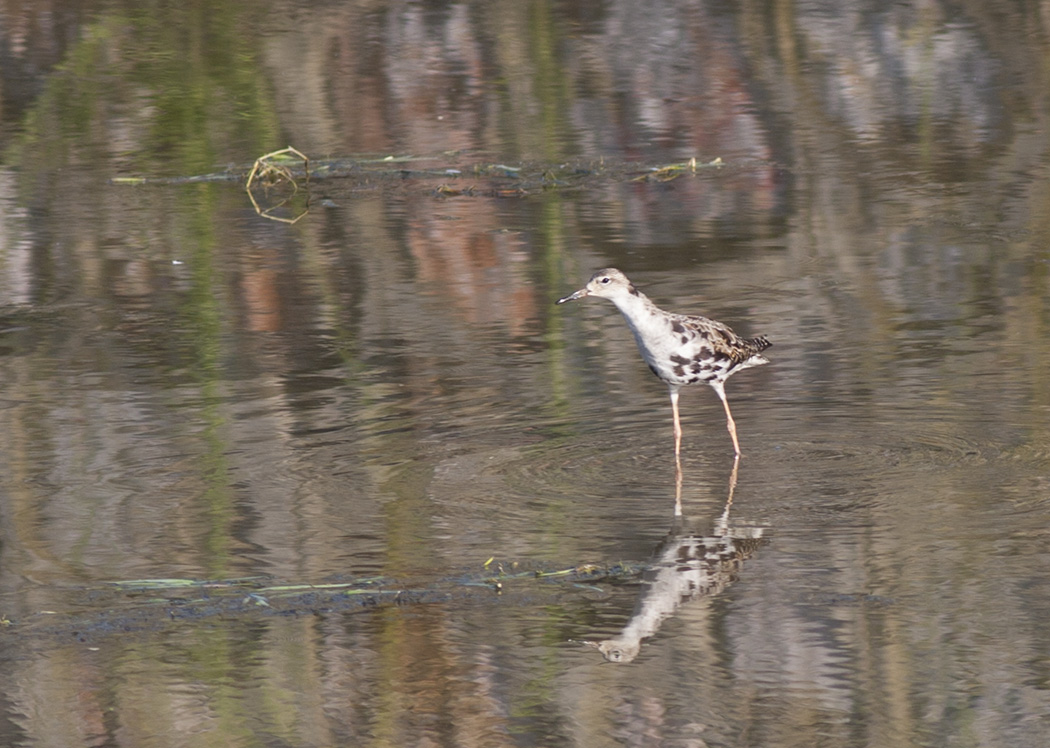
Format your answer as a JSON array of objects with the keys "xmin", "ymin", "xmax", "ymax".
[
  {"xmin": 609, "ymin": 288, "xmax": 661, "ymax": 322},
  {"xmin": 609, "ymin": 290, "xmax": 667, "ymax": 341}
]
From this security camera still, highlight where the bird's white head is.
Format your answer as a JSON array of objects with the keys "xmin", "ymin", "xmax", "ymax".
[{"xmin": 556, "ymin": 268, "xmax": 637, "ymax": 304}]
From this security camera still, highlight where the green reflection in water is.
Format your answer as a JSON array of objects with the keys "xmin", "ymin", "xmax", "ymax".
[
  {"xmin": 124, "ymin": 2, "xmax": 279, "ymax": 173},
  {"xmin": 181, "ymin": 183, "xmax": 237, "ymax": 576},
  {"xmin": 490, "ymin": 0, "xmax": 575, "ymax": 160},
  {"xmin": 9, "ymin": 2, "xmax": 279, "ymax": 176}
]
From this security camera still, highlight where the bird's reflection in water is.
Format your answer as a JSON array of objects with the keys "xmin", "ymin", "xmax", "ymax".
[{"xmin": 581, "ymin": 460, "xmax": 768, "ymax": 663}]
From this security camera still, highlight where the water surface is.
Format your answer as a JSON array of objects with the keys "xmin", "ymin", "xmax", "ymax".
[{"xmin": 2, "ymin": 1, "xmax": 1050, "ymax": 746}]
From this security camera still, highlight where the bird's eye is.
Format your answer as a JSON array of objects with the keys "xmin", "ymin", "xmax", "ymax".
[{"xmin": 600, "ymin": 276, "xmax": 611, "ymax": 284}]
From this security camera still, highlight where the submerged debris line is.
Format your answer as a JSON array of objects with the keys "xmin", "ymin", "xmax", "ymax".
[{"xmin": 3, "ymin": 561, "xmax": 647, "ymax": 645}]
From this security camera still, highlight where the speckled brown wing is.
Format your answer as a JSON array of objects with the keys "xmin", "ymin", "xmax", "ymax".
[
  {"xmin": 676, "ymin": 315, "xmax": 771, "ymax": 368},
  {"xmin": 731, "ymin": 333, "xmax": 772, "ymax": 365}
]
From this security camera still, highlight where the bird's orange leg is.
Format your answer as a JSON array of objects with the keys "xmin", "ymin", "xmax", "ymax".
[
  {"xmin": 713, "ymin": 383, "xmax": 742, "ymax": 457},
  {"xmin": 669, "ymin": 386, "xmax": 683, "ymax": 476}
]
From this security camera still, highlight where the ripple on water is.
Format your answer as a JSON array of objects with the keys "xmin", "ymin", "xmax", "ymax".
[
  {"xmin": 761, "ymin": 419, "xmax": 1013, "ymax": 471},
  {"xmin": 424, "ymin": 415, "xmax": 758, "ymax": 564}
]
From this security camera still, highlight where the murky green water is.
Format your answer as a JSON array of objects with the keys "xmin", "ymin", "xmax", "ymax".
[{"xmin": 2, "ymin": 1, "xmax": 1050, "ymax": 746}]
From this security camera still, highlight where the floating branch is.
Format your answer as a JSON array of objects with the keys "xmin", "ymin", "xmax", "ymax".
[
  {"xmin": 631, "ymin": 157, "xmax": 724, "ymax": 182},
  {"xmin": 113, "ymin": 154, "xmax": 738, "ymax": 198},
  {"xmin": 246, "ymin": 146, "xmax": 311, "ymax": 224}
]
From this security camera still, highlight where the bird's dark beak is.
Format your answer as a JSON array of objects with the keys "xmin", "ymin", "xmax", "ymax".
[{"xmin": 556, "ymin": 288, "xmax": 588, "ymax": 305}]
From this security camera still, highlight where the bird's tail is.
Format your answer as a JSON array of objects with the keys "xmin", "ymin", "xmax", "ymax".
[{"xmin": 750, "ymin": 335, "xmax": 772, "ymax": 353}]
